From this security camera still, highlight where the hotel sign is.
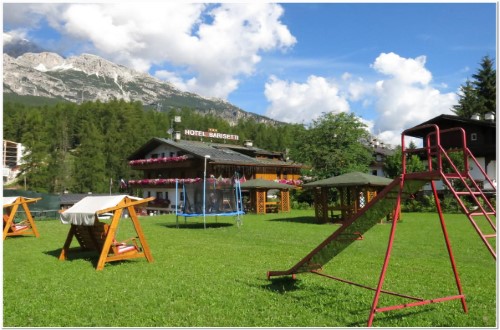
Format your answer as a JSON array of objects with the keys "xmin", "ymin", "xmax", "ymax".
[{"xmin": 184, "ymin": 128, "xmax": 239, "ymax": 141}]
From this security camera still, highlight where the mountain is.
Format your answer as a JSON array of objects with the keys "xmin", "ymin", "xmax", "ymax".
[{"xmin": 3, "ymin": 52, "xmax": 277, "ymax": 125}]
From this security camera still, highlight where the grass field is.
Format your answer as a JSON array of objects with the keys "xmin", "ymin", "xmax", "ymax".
[{"xmin": 3, "ymin": 210, "xmax": 496, "ymax": 327}]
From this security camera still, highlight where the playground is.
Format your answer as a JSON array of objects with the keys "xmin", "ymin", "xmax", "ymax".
[
  {"xmin": 3, "ymin": 210, "xmax": 495, "ymax": 327},
  {"xmin": 4, "ymin": 124, "xmax": 496, "ymax": 327}
]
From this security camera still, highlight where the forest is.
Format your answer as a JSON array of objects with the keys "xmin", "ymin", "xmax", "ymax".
[{"xmin": 3, "ymin": 99, "xmax": 310, "ymax": 194}]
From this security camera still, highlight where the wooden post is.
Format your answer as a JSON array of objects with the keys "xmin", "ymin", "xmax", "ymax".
[
  {"xmin": 127, "ymin": 200, "xmax": 154, "ymax": 263},
  {"xmin": 59, "ymin": 225, "xmax": 77, "ymax": 260},
  {"xmin": 20, "ymin": 197, "xmax": 40, "ymax": 238}
]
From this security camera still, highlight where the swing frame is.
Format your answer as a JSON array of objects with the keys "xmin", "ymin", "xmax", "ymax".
[
  {"xmin": 59, "ymin": 196, "xmax": 155, "ymax": 270},
  {"xmin": 3, "ymin": 196, "xmax": 41, "ymax": 240}
]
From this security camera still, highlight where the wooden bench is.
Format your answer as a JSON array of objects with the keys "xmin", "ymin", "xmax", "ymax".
[{"xmin": 59, "ymin": 220, "xmax": 144, "ymax": 269}]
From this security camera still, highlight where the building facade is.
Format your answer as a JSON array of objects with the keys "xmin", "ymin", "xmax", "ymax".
[
  {"xmin": 369, "ymin": 144, "xmax": 394, "ymax": 178},
  {"xmin": 3, "ymin": 140, "xmax": 24, "ymax": 184},
  {"xmin": 127, "ymin": 137, "xmax": 303, "ymax": 214},
  {"xmin": 407, "ymin": 113, "xmax": 496, "ymax": 192}
]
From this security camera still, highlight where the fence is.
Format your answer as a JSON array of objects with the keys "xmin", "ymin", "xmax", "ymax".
[{"xmin": 3, "ymin": 190, "xmax": 61, "ymax": 220}]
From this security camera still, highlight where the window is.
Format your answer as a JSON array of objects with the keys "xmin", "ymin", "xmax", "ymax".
[
  {"xmin": 372, "ymin": 170, "xmax": 378, "ymax": 176},
  {"xmin": 157, "ymin": 192, "xmax": 163, "ymax": 200},
  {"xmin": 170, "ymin": 152, "xmax": 175, "ymax": 157},
  {"xmin": 151, "ymin": 153, "xmax": 158, "ymax": 159},
  {"xmin": 147, "ymin": 191, "xmax": 151, "ymax": 198},
  {"xmin": 471, "ymin": 133, "xmax": 477, "ymax": 141}
]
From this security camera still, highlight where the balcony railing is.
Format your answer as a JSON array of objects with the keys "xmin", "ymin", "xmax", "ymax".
[
  {"xmin": 128, "ymin": 176, "xmax": 302, "ymax": 187},
  {"xmin": 128, "ymin": 178, "xmax": 201, "ymax": 186},
  {"xmin": 129, "ymin": 155, "xmax": 190, "ymax": 167},
  {"xmin": 128, "ymin": 176, "xmax": 239, "ymax": 187}
]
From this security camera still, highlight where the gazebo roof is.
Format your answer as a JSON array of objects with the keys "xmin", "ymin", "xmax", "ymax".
[
  {"xmin": 240, "ymin": 178, "xmax": 296, "ymax": 190},
  {"xmin": 303, "ymin": 172, "xmax": 393, "ymax": 188}
]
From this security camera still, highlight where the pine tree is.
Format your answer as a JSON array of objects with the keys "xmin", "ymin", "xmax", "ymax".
[
  {"xmin": 453, "ymin": 56, "xmax": 496, "ymax": 119},
  {"xmin": 452, "ymin": 80, "xmax": 480, "ymax": 119},
  {"xmin": 19, "ymin": 110, "xmax": 51, "ymax": 192},
  {"xmin": 70, "ymin": 121, "xmax": 107, "ymax": 193},
  {"xmin": 472, "ymin": 55, "xmax": 496, "ymax": 117}
]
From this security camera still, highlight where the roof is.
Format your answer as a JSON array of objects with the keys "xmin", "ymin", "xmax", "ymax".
[
  {"xmin": 60, "ymin": 193, "xmax": 123, "ymax": 205},
  {"xmin": 240, "ymin": 178, "xmax": 297, "ymax": 190},
  {"xmin": 372, "ymin": 146, "xmax": 394, "ymax": 157},
  {"xmin": 303, "ymin": 172, "xmax": 393, "ymax": 188},
  {"xmin": 128, "ymin": 137, "xmax": 302, "ymax": 168},
  {"xmin": 405, "ymin": 114, "xmax": 496, "ymax": 138},
  {"xmin": 207, "ymin": 141, "xmax": 281, "ymax": 157}
]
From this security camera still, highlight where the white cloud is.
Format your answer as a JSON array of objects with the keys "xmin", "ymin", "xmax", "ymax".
[
  {"xmin": 154, "ymin": 70, "xmax": 187, "ymax": 91},
  {"xmin": 3, "ymin": 32, "xmax": 14, "ymax": 44},
  {"xmin": 263, "ymin": 52, "xmax": 457, "ymax": 148},
  {"xmin": 12, "ymin": 3, "xmax": 296, "ymax": 100},
  {"xmin": 346, "ymin": 77, "xmax": 372, "ymax": 102},
  {"xmin": 264, "ymin": 75, "xmax": 350, "ymax": 123},
  {"xmin": 371, "ymin": 52, "xmax": 457, "ymax": 146},
  {"xmin": 371, "ymin": 52, "xmax": 432, "ymax": 85},
  {"xmin": 4, "ymin": 29, "xmax": 32, "ymax": 45}
]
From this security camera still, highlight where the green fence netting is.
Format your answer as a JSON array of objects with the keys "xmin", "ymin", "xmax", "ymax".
[{"xmin": 3, "ymin": 190, "xmax": 61, "ymax": 219}]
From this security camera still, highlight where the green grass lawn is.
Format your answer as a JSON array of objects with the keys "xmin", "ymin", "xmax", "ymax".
[{"xmin": 3, "ymin": 210, "xmax": 496, "ymax": 327}]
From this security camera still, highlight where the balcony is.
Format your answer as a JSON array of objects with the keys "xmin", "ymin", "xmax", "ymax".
[
  {"xmin": 128, "ymin": 178, "xmax": 201, "ymax": 187},
  {"xmin": 128, "ymin": 155, "xmax": 191, "ymax": 169},
  {"xmin": 128, "ymin": 176, "xmax": 238, "ymax": 188}
]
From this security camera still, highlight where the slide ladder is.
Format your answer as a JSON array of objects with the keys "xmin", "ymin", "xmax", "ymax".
[
  {"xmin": 439, "ymin": 147, "xmax": 496, "ymax": 258},
  {"xmin": 407, "ymin": 125, "xmax": 496, "ymax": 259}
]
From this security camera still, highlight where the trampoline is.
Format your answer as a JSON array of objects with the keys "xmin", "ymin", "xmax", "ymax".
[{"xmin": 174, "ymin": 173, "xmax": 244, "ymax": 228}]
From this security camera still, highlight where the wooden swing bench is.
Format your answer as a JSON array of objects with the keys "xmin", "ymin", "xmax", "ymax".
[
  {"xmin": 58, "ymin": 195, "xmax": 155, "ymax": 270},
  {"xmin": 4, "ymin": 214, "xmax": 29, "ymax": 233},
  {"xmin": 3, "ymin": 196, "xmax": 41, "ymax": 240},
  {"xmin": 61, "ymin": 220, "xmax": 142, "ymax": 261}
]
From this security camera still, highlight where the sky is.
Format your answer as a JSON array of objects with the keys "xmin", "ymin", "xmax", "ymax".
[{"xmin": 2, "ymin": 2, "xmax": 498, "ymax": 146}]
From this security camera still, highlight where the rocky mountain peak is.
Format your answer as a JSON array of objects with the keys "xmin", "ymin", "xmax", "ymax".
[
  {"xmin": 17, "ymin": 52, "xmax": 65, "ymax": 71},
  {"xmin": 3, "ymin": 51, "xmax": 279, "ymax": 126}
]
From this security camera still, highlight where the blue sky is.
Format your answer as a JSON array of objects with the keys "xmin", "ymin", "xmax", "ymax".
[{"xmin": 3, "ymin": 2, "xmax": 497, "ymax": 146}]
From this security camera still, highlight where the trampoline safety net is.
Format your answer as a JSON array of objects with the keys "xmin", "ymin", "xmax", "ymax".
[{"xmin": 174, "ymin": 175, "xmax": 244, "ymax": 226}]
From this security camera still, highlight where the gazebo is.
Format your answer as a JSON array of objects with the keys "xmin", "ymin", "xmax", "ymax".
[
  {"xmin": 303, "ymin": 172, "xmax": 393, "ymax": 223},
  {"xmin": 240, "ymin": 179, "xmax": 296, "ymax": 214}
]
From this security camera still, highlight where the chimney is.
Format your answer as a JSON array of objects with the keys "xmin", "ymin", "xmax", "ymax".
[
  {"xmin": 471, "ymin": 113, "xmax": 480, "ymax": 120},
  {"xmin": 485, "ymin": 111, "xmax": 495, "ymax": 122},
  {"xmin": 174, "ymin": 131, "xmax": 181, "ymax": 141}
]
